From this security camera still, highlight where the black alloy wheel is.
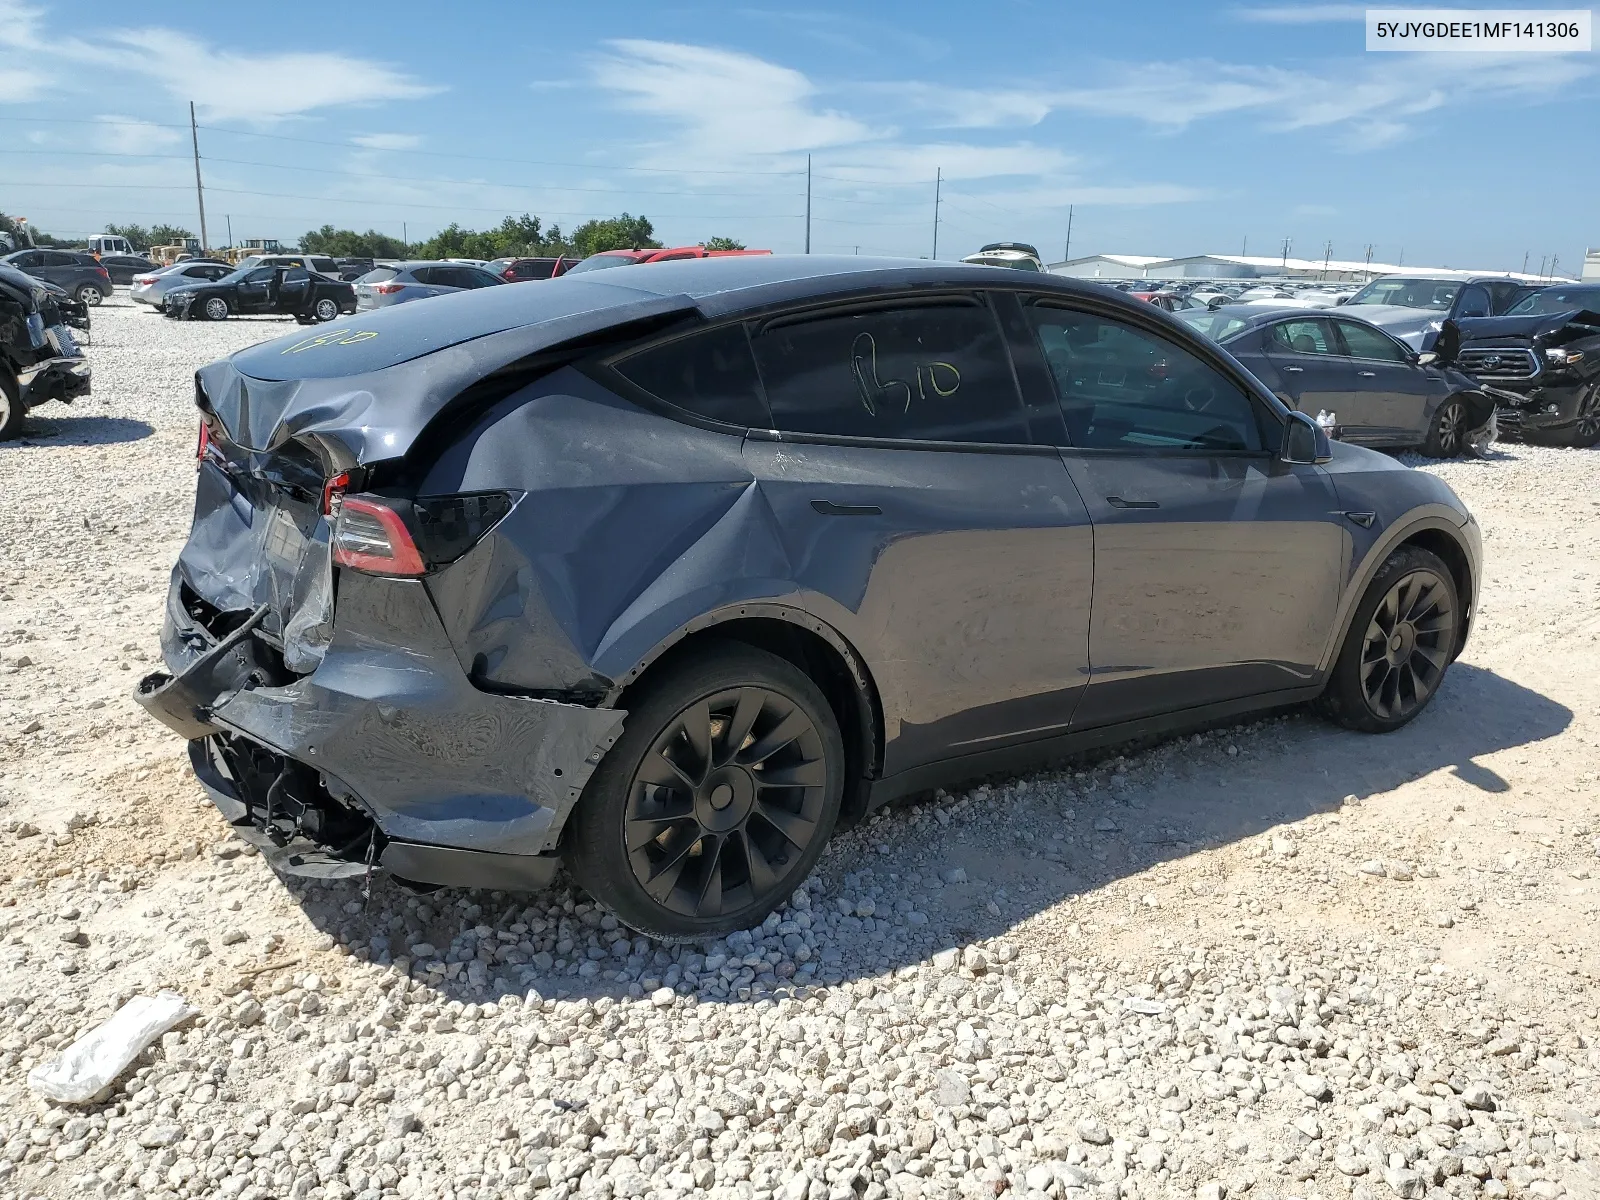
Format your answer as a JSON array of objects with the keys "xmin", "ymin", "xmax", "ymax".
[
  {"xmin": 1317, "ymin": 545, "xmax": 1460, "ymax": 733},
  {"xmin": 1564, "ymin": 386, "xmax": 1600, "ymax": 448},
  {"xmin": 1422, "ymin": 397, "xmax": 1466, "ymax": 457},
  {"xmin": 568, "ymin": 642, "xmax": 844, "ymax": 939},
  {"xmin": 1358, "ymin": 568, "xmax": 1455, "ymax": 721}
]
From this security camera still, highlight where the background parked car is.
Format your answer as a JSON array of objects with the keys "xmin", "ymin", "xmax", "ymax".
[
  {"xmin": 1454, "ymin": 282, "xmax": 1600, "ymax": 446},
  {"xmin": 1, "ymin": 249, "xmax": 112, "ymax": 306},
  {"xmin": 563, "ymin": 246, "xmax": 772, "ymax": 273},
  {"xmin": 230, "ymin": 253, "xmax": 343, "ymax": 277},
  {"xmin": 130, "ymin": 261, "xmax": 234, "ymax": 308},
  {"xmin": 0, "ymin": 262, "xmax": 91, "ymax": 440},
  {"xmin": 485, "ymin": 256, "xmax": 577, "ymax": 282},
  {"xmin": 1176, "ymin": 305, "xmax": 1493, "ymax": 456},
  {"xmin": 334, "ymin": 257, "xmax": 375, "ymax": 282},
  {"xmin": 352, "ymin": 261, "xmax": 506, "ymax": 310},
  {"xmin": 163, "ymin": 263, "xmax": 356, "ymax": 323},
  {"xmin": 95, "ymin": 254, "xmax": 158, "ymax": 286},
  {"xmin": 1339, "ymin": 273, "xmax": 1541, "ymax": 350}
]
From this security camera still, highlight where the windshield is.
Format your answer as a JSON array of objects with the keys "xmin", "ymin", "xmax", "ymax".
[
  {"xmin": 564, "ymin": 255, "xmax": 634, "ymax": 274},
  {"xmin": 1174, "ymin": 311, "xmax": 1251, "ymax": 342},
  {"xmin": 1505, "ymin": 286, "xmax": 1600, "ymax": 316},
  {"xmin": 1347, "ymin": 277, "xmax": 1461, "ymax": 310}
]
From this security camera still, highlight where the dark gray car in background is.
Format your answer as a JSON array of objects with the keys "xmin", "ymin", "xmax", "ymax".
[
  {"xmin": 1, "ymin": 249, "xmax": 113, "ymax": 306},
  {"xmin": 135, "ymin": 256, "xmax": 1481, "ymax": 938},
  {"xmin": 353, "ymin": 261, "xmax": 505, "ymax": 309},
  {"xmin": 1176, "ymin": 306, "xmax": 1494, "ymax": 456}
]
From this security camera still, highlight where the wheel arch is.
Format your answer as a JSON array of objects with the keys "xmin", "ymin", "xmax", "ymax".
[
  {"xmin": 1318, "ymin": 509, "xmax": 1478, "ymax": 673},
  {"xmin": 608, "ymin": 605, "xmax": 885, "ymax": 828}
]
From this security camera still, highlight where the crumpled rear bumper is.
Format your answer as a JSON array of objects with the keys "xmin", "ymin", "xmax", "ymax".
[{"xmin": 134, "ymin": 567, "xmax": 626, "ymax": 886}]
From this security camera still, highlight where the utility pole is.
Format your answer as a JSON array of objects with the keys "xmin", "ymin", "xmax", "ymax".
[
  {"xmin": 225, "ymin": 214, "xmax": 232, "ymax": 250},
  {"xmin": 932, "ymin": 168, "xmax": 941, "ymax": 260},
  {"xmin": 1281, "ymin": 237, "xmax": 1291, "ymax": 272},
  {"xmin": 1364, "ymin": 244, "xmax": 1374, "ymax": 278},
  {"xmin": 1538, "ymin": 255, "xmax": 1547, "ymax": 277},
  {"xmin": 1323, "ymin": 239, "xmax": 1332, "ymax": 280},
  {"xmin": 1550, "ymin": 254, "xmax": 1560, "ymax": 279},
  {"xmin": 402, "ymin": 222, "xmax": 408, "ymax": 252},
  {"xmin": 804, "ymin": 156, "xmax": 811, "ymax": 254},
  {"xmin": 1063, "ymin": 204, "xmax": 1074, "ymax": 264},
  {"xmin": 189, "ymin": 101, "xmax": 209, "ymax": 253},
  {"xmin": 1398, "ymin": 246, "xmax": 1404, "ymax": 267},
  {"xmin": 1242, "ymin": 236, "xmax": 1247, "ymax": 257}
]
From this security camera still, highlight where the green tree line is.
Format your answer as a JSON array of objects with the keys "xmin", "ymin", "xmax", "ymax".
[{"xmin": 298, "ymin": 213, "xmax": 746, "ymax": 260}]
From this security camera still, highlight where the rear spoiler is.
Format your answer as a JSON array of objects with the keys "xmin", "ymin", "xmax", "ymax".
[{"xmin": 195, "ymin": 291, "xmax": 699, "ymax": 468}]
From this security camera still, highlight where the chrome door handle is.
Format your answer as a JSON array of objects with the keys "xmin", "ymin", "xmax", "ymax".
[
  {"xmin": 1282, "ymin": 365, "xmax": 1304, "ymax": 373},
  {"xmin": 1357, "ymin": 371, "xmax": 1377, "ymax": 377}
]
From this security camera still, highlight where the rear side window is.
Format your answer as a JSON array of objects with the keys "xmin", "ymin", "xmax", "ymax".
[
  {"xmin": 1268, "ymin": 319, "xmax": 1336, "ymax": 355},
  {"xmin": 1456, "ymin": 285, "xmax": 1491, "ymax": 319},
  {"xmin": 1026, "ymin": 303, "xmax": 1265, "ymax": 452},
  {"xmin": 749, "ymin": 300, "xmax": 1029, "ymax": 444},
  {"xmin": 1332, "ymin": 320, "xmax": 1407, "ymax": 362},
  {"xmin": 613, "ymin": 325, "xmax": 770, "ymax": 428},
  {"xmin": 519, "ymin": 260, "xmax": 556, "ymax": 280}
]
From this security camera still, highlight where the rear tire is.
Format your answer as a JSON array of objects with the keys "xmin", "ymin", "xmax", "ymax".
[
  {"xmin": 0, "ymin": 369, "xmax": 23, "ymax": 441},
  {"xmin": 313, "ymin": 297, "xmax": 339, "ymax": 323},
  {"xmin": 74, "ymin": 284, "xmax": 105, "ymax": 307},
  {"xmin": 1316, "ymin": 545, "xmax": 1460, "ymax": 733},
  {"xmin": 567, "ymin": 642, "xmax": 844, "ymax": 940},
  {"xmin": 1420, "ymin": 397, "xmax": 1468, "ymax": 457}
]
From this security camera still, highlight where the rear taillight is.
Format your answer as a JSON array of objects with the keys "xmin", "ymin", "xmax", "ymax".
[
  {"xmin": 96, "ymin": 266, "xmax": 111, "ymax": 279},
  {"xmin": 501, "ymin": 268, "xmax": 517, "ymax": 281},
  {"xmin": 373, "ymin": 282, "xmax": 404, "ymax": 295},
  {"xmin": 196, "ymin": 420, "xmax": 211, "ymax": 468},
  {"xmin": 320, "ymin": 470, "xmax": 351, "ymax": 516},
  {"xmin": 331, "ymin": 495, "xmax": 426, "ymax": 577},
  {"xmin": 134, "ymin": 274, "xmax": 157, "ymax": 284}
]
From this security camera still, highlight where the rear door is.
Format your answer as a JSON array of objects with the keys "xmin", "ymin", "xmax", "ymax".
[
  {"xmin": 1022, "ymin": 298, "xmax": 1346, "ymax": 727},
  {"xmin": 736, "ymin": 294, "xmax": 1096, "ymax": 776},
  {"xmin": 276, "ymin": 266, "xmax": 312, "ymax": 312},
  {"xmin": 1329, "ymin": 317, "xmax": 1440, "ymax": 446},
  {"xmin": 1259, "ymin": 316, "xmax": 1358, "ymax": 428}
]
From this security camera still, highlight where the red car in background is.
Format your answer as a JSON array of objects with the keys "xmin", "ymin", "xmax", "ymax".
[
  {"xmin": 486, "ymin": 256, "xmax": 579, "ymax": 283},
  {"xmin": 564, "ymin": 246, "xmax": 772, "ymax": 275}
]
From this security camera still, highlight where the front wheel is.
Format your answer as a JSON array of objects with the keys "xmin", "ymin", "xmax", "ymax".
[
  {"xmin": 0, "ymin": 369, "xmax": 23, "ymax": 441},
  {"xmin": 1558, "ymin": 385, "xmax": 1600, "ymax": 448},
  {"xmin": 1421, "ymin": 397, "xmax": 1467, "ymax": 457},
  {"xmin": 202, "ymin": 296, "xmax": 229, "ymax": 322},
  {"xmin": 74, "ymin": 284, "xmax": 105, "ymax": 307},
  {"xmin": 312, "ymin": 297, "xmax": 340, "ymax": 323},
  {"xmin": 1316, "ymin": 545, "xmax": 1460, "ymax": 733},
  {"xmin": 567, "ymin": 642, "xmax": 844, "ymax": 940}
]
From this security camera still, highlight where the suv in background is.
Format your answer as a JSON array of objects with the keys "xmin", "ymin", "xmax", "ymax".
[
  {"xmin": 232, "ymin": 253, "xmax": 342, "ymax": 277},
  {"xmin": 961, "ymin": 242, "xmax": 1045, "ymax": 272},
  {"xmin": 96, "ymin": 254, "xmax": 159, "ymax": 285},
  {"xmin": 1, "ymin": 249, "xmax": 113, "ymax": 306},
  {"xmin": 485, "ymin": 256, "xmax": 577, "ymax": 282},
  {"xmin": 351, "ymin": 261, "xmax": 506, "ymax": 310}
]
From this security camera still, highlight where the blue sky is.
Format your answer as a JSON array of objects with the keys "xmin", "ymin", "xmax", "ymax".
[{"xmin": 2, "ymin": 0, "xmax": 1594, "ymax": 270}]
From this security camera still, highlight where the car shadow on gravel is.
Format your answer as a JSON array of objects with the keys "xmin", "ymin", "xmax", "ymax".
[
  {"xmin": 7, "ymin": 415, "xmax": 156, "ymax": 447},
  {"xmin": 268, "ymin": 661, "xmax": 1569, "ymax": 1007}
]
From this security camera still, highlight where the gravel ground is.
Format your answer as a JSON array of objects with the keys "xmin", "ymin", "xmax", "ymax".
[{"xmin": 1, "ymin": 299, "xmax": 1597, "ymax": 1200}]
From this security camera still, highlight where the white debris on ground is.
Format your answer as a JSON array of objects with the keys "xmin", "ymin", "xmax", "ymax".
[{"xmin": 0, "ymin": 300, "xmax": 1597, "ymax": 1200}]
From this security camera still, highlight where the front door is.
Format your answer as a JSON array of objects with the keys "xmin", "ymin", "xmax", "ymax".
[
  {"xmin": 1328, "ymin": 317, "xmax": 1440, "ymax": 445},
  {"xmin": 1021, "ymin": 299, "xmax": 1347, "ymax": 728},
  {"xmin": 234, "ymin": 267, "xmax": 275, "ymax": 312},
  {"xmin": 742, "ymin": 294, "xmax": 1095, "ymax": 776},
  {"xmin": 1259, "ymin": 316, "xmax": 1356, "ymax": 428}
]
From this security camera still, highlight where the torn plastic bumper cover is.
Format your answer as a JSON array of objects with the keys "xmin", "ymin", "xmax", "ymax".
[{"xmin": 135, "ymin": 569, "xmax": 626, "ymax": 889}]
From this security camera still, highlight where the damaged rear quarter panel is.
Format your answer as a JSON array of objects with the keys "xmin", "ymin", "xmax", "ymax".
[
  {"xmin": 212, "ymin": 571, "xmax": 624, "ymax": 854},
  {"xmin": 419, "ymin": 367, "xmax": 858, "ymax": 693}
]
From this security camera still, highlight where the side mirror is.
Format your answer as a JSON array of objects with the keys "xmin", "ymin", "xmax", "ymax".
[
  {"xmin": 1335, "ymin": 295, "xmax": 1349, "ymax": 305},
  {"xmin": 1281, "ymin": 411, "xmax": 1333, "ymax": 465},
  {"xmin": 1416, "ymin": 351, "xmax": 1439, "ymax": 366}
]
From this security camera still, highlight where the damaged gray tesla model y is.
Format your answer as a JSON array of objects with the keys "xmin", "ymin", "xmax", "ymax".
[{"xmin": 136, "ymin": 256, "xmax": 1482, "ymax": 938}]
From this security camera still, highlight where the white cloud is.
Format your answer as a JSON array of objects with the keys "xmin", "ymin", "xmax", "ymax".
[
  {"xmin": 0, "ymin": 1, "xmax": 440, "ymax": 121},
  {"xmin": 1232, "ymin": 4, "xmax": 1367, "ymax": 22},
  {"xmin": 593, "ymin": 39, "xmax": 880, "ymax": 163},
  {"xmin": 351, "ymin": 133, "xmax": 423, "ymax": 151},
  {"xmin": 91, "ymin": 114, "xmax": 183, "ymax": 154}
]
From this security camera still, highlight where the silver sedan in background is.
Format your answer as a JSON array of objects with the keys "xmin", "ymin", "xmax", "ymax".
[
  {"xmin": 128, "ymin": 261, "xmax": 234, "ymax": 308},
  {"xmin": 352, "ymin": 261, "xmax": 505, "ymax": 310}
]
